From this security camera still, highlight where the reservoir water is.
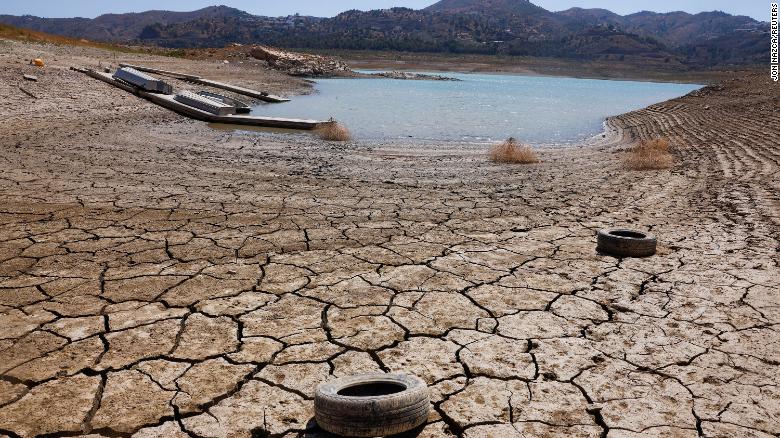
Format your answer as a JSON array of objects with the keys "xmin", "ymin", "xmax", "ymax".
[{"xmin": 252, "ymin": 72, "xmax": 700, "ymax": 144}]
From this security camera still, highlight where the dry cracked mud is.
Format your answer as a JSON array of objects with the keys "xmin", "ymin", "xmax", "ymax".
[{"xmin": 1, "ymin": 40, "xmax": 779, "ymax": 438}]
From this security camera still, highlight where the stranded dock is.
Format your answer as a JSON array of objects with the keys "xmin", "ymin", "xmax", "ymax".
[
  {"xmin": 72, "ymin": 67, "xmax": 328, "ymax": 130},
  {"xmin": 118, "ymin": 63, "xmax": 291, "ymax": 103}
]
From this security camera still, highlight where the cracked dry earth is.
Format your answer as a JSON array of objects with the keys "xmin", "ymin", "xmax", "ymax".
[{"xmin": 1, "ymin": 40, "xmax": 779, "ymax": 438}]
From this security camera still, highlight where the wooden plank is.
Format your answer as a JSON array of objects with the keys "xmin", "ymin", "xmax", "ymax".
[
  {"xmin": 119, "ymin": 63, "xmax": 290, "ymax": 103},
  {"xmin": 74, "ymin": 68, "xmax": 327, "ymax": 130}
]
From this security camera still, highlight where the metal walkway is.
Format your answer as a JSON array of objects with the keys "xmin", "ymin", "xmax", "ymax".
[
  {"xmin": 73, "ymin": 67, "xmax": 328, "ymax": 130},
  {"xmin": 118, "ymin": 63, "xmax": 291, "ymax": 103}
]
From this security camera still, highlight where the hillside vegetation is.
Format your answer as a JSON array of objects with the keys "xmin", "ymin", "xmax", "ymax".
[
  {"xmin": 0, "ymin": 23, "xmax": 184, "ymax": 57},
  {"xmin": 0, "ymin": 1, "xmax": 769, "ymax": 67}
]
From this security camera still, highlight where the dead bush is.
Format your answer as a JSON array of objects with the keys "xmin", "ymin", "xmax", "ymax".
[
  {"xmin": 489, "ymin": 137, "xmax": 539, "ymax": 164},
  {"xmin": 623, "ymin": 138, "xmax": 674, "ymax": 170},
  {"xmin": 316, "ymin": 122, "xmax": 351, "ymax": 141}
]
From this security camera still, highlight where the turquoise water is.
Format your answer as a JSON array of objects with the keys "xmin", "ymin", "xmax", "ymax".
[{"xmin": 252, "ymin": 72, "xmax": 700, "ymax": 143}]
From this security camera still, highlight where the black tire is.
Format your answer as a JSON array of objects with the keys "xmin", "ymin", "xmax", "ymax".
[
  {"xmin": 314, "ymin": 373, "xmax": 430, "ymax": 437},
  {"xmin": 597, "ymin": 229, "xmax": 657, "ymax": 258}
]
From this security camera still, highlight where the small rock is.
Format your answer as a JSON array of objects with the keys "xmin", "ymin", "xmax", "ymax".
[{"xmin": 23, "ymin": 74, "xmax": 38, "ymax": 82}]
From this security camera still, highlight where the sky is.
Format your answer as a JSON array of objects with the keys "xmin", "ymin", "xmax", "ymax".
[{"xmin": 0, "ymin": 1, "xmax": 768, "ymax": 21}]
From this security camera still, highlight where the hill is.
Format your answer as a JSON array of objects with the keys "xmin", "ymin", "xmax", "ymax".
[
  {"xmin": 0, "ymin": 6, "xmax": 247, "ymax": 42},
  {"xmin": 0, "ymin": 22, "xmax": 183, "ymax": 57},
  {"xmin": 425, "ymin": 0, "xmax": 549, "ymax": 15},
  {"xmin": 0, "ymin": 2, "xmax": 769, "ymax": 68}
]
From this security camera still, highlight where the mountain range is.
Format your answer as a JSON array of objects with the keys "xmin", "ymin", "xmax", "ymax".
[{"xmin": 0, "ymin": 1, "xmax": 769, "ymax": 67}]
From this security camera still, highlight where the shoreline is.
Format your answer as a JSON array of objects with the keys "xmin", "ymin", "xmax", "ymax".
[
  {"xmin": 349, "ymin": 66, "xmax": 709, "ymax": 86},
  {"xmin": 320, "ymin": 49, "xmax": 753, "ymax": 85},
  {"xmin": 209, "ymin": 124, "xmax": 617, "ymax": 149}
]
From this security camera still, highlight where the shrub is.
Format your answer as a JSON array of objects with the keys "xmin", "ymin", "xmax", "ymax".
[
  {"xmin": 316, "ymin": 122, "xmax": 351, "ymax": 141},
  {"xmin": 489, "ymin": 137, "xmax": 539, "ymax": 164},
  {"xmin": 623, "ymin": 138, "xmax": 674, "ymax": 170}
]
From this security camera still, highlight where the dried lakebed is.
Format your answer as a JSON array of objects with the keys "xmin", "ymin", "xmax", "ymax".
[{"xmin": 1, "ymin": 39, "xmax": 779, "ymax": 438}]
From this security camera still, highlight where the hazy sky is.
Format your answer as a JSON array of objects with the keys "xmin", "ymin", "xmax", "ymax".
[{"xmin": 0, "ymin": 1, "xmax": 768, "ymax": 21}]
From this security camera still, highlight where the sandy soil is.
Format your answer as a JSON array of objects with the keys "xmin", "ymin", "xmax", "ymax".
[{"xmin": 0, "ymin": 39, "xmax": 778, "ymax": 438}]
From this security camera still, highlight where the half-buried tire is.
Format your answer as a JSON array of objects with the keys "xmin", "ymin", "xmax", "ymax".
[
  {"xmin": 597, "ymin": 229, "xmax": 657, "ymax": 258},
  {"xmin": 314, "ymin": 373, "xmax": 430, "ymax": 437}
]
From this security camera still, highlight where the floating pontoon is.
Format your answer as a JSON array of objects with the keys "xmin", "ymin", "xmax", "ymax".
[
  {"xmin": 197, "ymin": 91, "xmax": 251, "ymax": 114},
  {"xmin": 113, "ymin": 67, "xmax": 173, "ymax": 94},
  {"xmin": 119, "ymin": 63, "xmax": 290, "ymax": 103},
  {"xmin": 72, "ymin": 67, "xmax": 329, "ymax": 130},
  {"xmin": 175, "ymin": 90, "xmax": 235, "ymax": 116}
]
